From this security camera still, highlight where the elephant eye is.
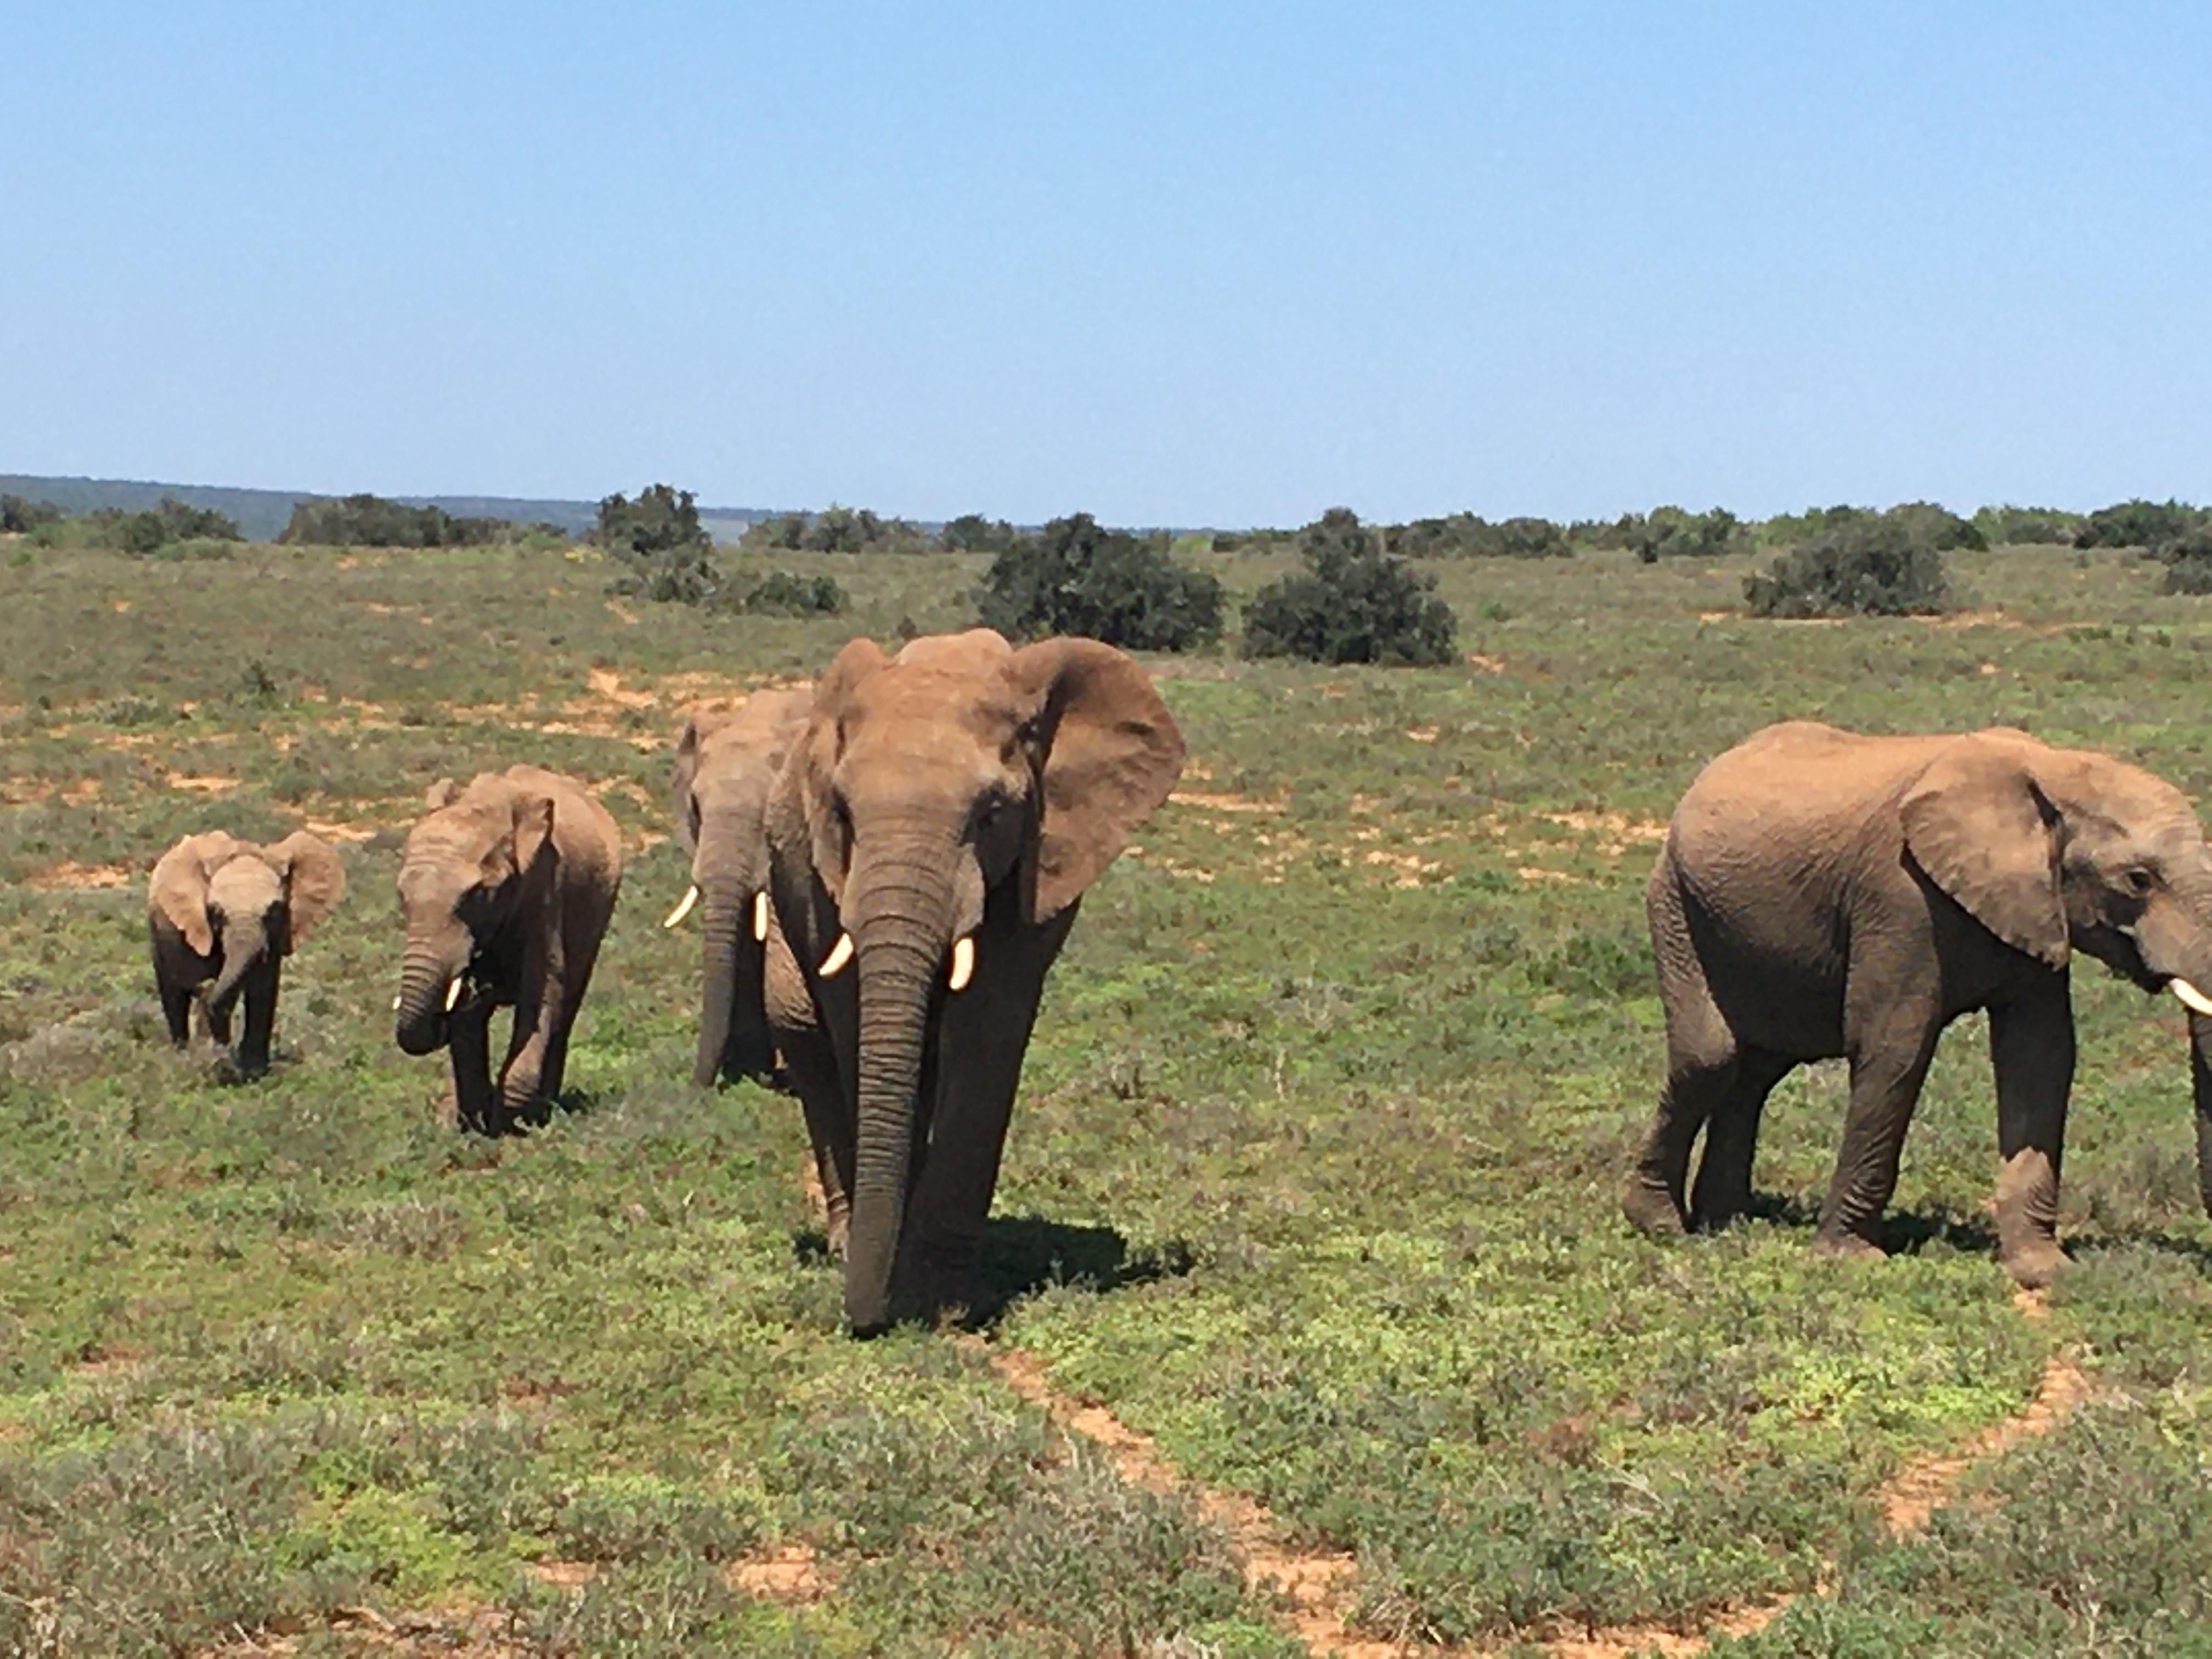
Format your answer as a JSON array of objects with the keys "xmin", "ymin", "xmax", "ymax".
[{"xmin": 2123, "ymin": 866, "xmax": 2155, "ymax": 897}]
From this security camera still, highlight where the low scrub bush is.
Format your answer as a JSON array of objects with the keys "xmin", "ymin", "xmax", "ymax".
[
  {"xmin": 939, "ymin": 512, "xmax": 1023, "ymax": 553},
  {"xmin": 0, "ymin": 493, "xmax": 63, "ymax": 534},
  {"xmin": 1624, "ymin": 506, "xmax": 1748, "ymax": 563},
  {"xmin": 2154, "ymin": 522, "xmax": 2212, "ymax": 594},
  {"xmin": 1744, "ymin": 517, "xmax": 1955, "ymax": 617},
  {"xmin": 278, "ymin": 493, "xmax": 519, "ymax": 548},
  {"xmin": 1881, "ymin": 500, "xmax": 1985, "ymax": 551},
  {"xmin": 65, "ymin": 498, "xmax": 245, "ymax": 555},
  {"xmin": 1386, "ymin": 513, "xmax": 1571, "ymax": 559},
  {"xmin": 1973, "ymin": 503, "xmax": 2083, "ymax": 546},
  {"xmin": 732, "ymin": 568, "xmax": 845, "ymax": 616},
  {"xmin": 976, "ymin": 511, "xmax": 1223, "ymax": 650},
  {"xmin": 2074, "ymin": 497, "xmax": 2205, "ymax": 550},
  {"xmin": 747, "ymin": 504, "xmax": 928, "ymax": 554},
  {"xmin": 1244, "ymin": 508, "xmax": 1459, "ymax": 665}
]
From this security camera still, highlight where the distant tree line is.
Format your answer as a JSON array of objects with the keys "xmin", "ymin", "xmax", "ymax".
[{"xmin": 278, "ymin": 494, "xmax": 556, "ymax": 549}]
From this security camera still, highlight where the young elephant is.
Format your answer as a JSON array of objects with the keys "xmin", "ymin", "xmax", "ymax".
[
  {"xmin": 393, "ymin": 766, "xmax": 623, "ymax": 1134},
  {"xmin": 1626, "ymin": 721, "xmax": 2212, "ymax": 1286},
  {"xmin": 148, "ymin": 830, "xmax": 346, "ymax": 1075},
  {"xmin": 665, "ymin": 688, "xmax": 811, "ymax": 1086},
  {"xmin": 765, "ymin": 629, "xmax": 1184, "ymax": 1334}
]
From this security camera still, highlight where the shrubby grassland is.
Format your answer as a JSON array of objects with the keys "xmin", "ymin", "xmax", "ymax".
[{"xmin": 0, "ymin": 533, "xmax": 2207, "ymax": 1655}]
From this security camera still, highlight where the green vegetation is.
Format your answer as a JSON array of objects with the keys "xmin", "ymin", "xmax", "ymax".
[
  {"xmin": 1, "ymin": 493, "xmax": 64, "ymax": 534},
  {"xmin": 746, "ymin": 504, "xmax": 930, "ymax": 555},
  {"xmin": 279, "ymin": 492, "xmax": 543, "ymax": 548},
  {"xmin": 1746, "ymin": 517, "xmax": 1957, "ymax": 617},
  {"xmin": 1972, "ymin": 503, "xmax": 2084, "ymax": 547},
  {"xmin": 1245, "ymin": 507, "xmax": 1459, "ymax": 663},
  {"xmin": 735, "ymin": 568, "xmax": 847, "ymax": 617},
  {"xmin": 977, "ymin": 511, "xmax": 1226, "ymax": 651},
  {"xmin": 0, "ymin": 534, "xmax": 2207, "ymax": 1651},
  {"xmin": 1385, "ymin": 512, "xmax": 1572, "ymax": 559},
  {"xmin": 2074, "ymin": 497, "xmax": 2205, "ymax": 551}
]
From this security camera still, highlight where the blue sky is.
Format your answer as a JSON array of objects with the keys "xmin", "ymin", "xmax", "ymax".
[{"xmin": 4, "ymin": 3, "xmax": 2207, "ymax": 525}]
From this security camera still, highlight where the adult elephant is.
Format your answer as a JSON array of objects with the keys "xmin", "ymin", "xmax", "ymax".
[
  {"xmin": 393, "ymin": 766, "xmax": 623, "ymax": 1134},
  {"xmin": 1624, "ymin": 721, "xmax": 2212, "ymax": 1286},
  {"xmin": 148, "ymin": 830, "xmax": 346, "ymax": 1075},
  {"xmin": 665, "ymin": 688, "xmax": 810, "ymax": 1086},
  {"xmin": 764, "ymin": 629, "xmax": 1184, "ymax": 1333}
]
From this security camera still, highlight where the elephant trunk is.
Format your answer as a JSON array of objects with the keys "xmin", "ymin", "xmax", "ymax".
[
  {"xmin": 693, "ymin": 831, "xmax": 773, "ymax": 1087},
  {"xmin": 395, "ymin": 935, "xmax": 466, "ymax": 1056},
  {"xmin": 840, "ymin": 832, "xmax": 958, "ymax": 1335},
  {"xmin": 205, "ymin": 917, "xmax": 266, "ymax": 1024}
]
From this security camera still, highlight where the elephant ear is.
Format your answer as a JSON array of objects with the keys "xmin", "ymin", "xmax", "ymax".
[
  {"xmin": 672, "ymin": 714, "xmax": 709, "ymax": 859},
  {"xmin": 797, "ymin": 639, "xmax": 890, "ymax": 904},
  {"xmin": 149, "ymin": 834, "xmax": 232, "ymax": 957},
  {"xmin": 425, "ymin": 778, "xmax": 462, "ymax": 810},
  {"xmin": 512, "ymin": 793, "xmax": 556, "ymax": 875},
  {"xmin": 1900, "ymin": 735, "xmax": 2068, "ymax": 968},
  {"xmin": 263, "ymin": 832, "xmax": 346, "ymax": 951},
  {"xmin": 1010, "ymin": 637, "xmax": 1186, "ymax": 920}
]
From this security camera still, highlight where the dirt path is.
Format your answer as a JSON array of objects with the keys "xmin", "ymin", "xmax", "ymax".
[{"xmin": 973, "ymin": 1286, "xmax": 2091, "ymax": 1658}]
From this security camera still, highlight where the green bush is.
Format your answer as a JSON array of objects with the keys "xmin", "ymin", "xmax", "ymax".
[
  {"xmin": 0, "ymin": 494, "xmax": 62, "ymax": 534},
  {"xmin": 2074, "ymin": 498, "xmax": 2205, "ymax": 550},
  {"xmin": 1881, "ymin": 500, "xmax": 1986, "ymax": 551},
  {"xmin": 599, "ymin": 484, "xmax": 726, "ymax": 606},
  {"xmin": 1243, "ymin": 508, "xmax": 1459, "ymax": 665},
  {"xmin": 97, "ymin": 498, "xmax": 244, "ymax": 555},
  {"xmin": 1756, "ymin": 504, "xmax": 1874, "ymax": 546},
  {"xmin": 733, "ymin": 569, "xmax": 846, "ymax": 617},
  {"xmin": 278, "ymin": 494, "xmax": 521, "ymax": 548},
  {"xmin": 975, "ymin": 511, "xmax": 1223, "ymax": 650},
  {"xmin": 1744, "ymin": 517, "xmax": 1955, "ymax": 617},
  {"xmin": 939, "ymin": 512, "xmax": 1022, "ymax": 553},
  {"xmin": 747, "ymin": 504, "xmax": 927, "ymax": 554},
  {"xmin": 1385, "ymin": 513, "xmax": 1571, "ymax": 559},
  {"xmin": 1972, "ymin": 503, "xmax": 2083, "ymax": 546},
  {"xmin": 2155, "ymin": 523, "xmax": 2212, "ymax": 594},
  {"xmin": 1624, "ymin": 506, "xmax": 1748, "ymax": 563}
]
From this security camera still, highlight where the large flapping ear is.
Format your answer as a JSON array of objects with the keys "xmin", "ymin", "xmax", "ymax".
[
  {"xmin": 149, "ymin": 834, "xmax": 234, "ymax": 957},
  {"xmin": 798, "ymin": 639, "xmax": 890, "ymax": 904},
  {"xmin": 262, "ymin": 831, "xmax": 346, "ymax": 951},
  {"xmin": 425, "ymin": 778, "xmax": 462, "ymax": 810},
  {"xmin": 1900, "ymin": 733, "xmax": 2068, "ymax": 968},
  {"xmin": 512, "ymin": 792, "xmax": 557, "ymax": 874},
  {"xmin": 672, "ymin": 713, "xmax": 708, "ymax": 857},
  {"xmin": 1009, "ymin": 637, "xmax": 1186, "ymax": 919}
]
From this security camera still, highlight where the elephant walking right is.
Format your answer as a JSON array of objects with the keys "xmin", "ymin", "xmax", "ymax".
[
  {"xmin": 665, "ymin": 689, "xmax": 810, "ymax": 1086},
  {"xmin": 393, "ymin": 766, "xmax": 623, "ymax": 1134}
]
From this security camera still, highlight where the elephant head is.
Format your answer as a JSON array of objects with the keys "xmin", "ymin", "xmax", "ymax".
[
  {"xmin": 792, "ymin": 629, "xmax": 1184, "ymax": 1331},
  {"xmin": 151, "ymin": 830, "xmax": 346, "ymax": 1027},
  {"xmin": 1901, "ymin": 730, "xmax": 2212, "ymax": 1211},
  {"xmin": 393, "ymin": 777, "xmax": 554, "ymax": 1055},
  {"xmin": 668, "ymin": 689, "xmax": 809, "ymax": 1086}
]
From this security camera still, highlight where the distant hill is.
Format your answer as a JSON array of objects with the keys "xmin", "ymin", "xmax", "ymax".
[{"xmin": 0, "ymin": 474, "xmax": 778, "ymax": 544}]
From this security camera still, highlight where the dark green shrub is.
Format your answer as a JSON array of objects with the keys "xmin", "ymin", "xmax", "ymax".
[
  {"xmin": 2155, "ymin": 523, "xmax": 2212, "ymax": 594},
  {"xmin": 1881, "ymin": 500, "xmax": 1985, "ymax": 551},
  {"xmin": 0, "ymin": 494, "xmax": 62, "ymax": 534},
  {"xmin": 747, "ymin": 505, "xmax": 926, "ymax": 554},
  {"xmin": 597, "ymin": 483, "xmax": 711, "ymax": 557},
  {"xmin": 1744, "ymin": 517, "xmax": 1954, "ymax": 617},
  {"xmin": 938, "ymin": 513, "xmax": 1022, "ymax": 553},
  {"xmin": 734, "ymin": 569, "xmax": 846, "ymax": 616},
  {"xmin": 1243, "ymin": 508, "xmax": 1459, "ymax": 665},
  {"xmin": 1973, "ymin": 503, "xmax": 2084, "ymax": 546},
  {"xmin": 104, "ymin": 498, "xmax": 244, "ymax": 554},
  {"xmin": 1757, "ymin": 504, "xmax": 1873, "ymax": 546},
  {"xmin": 1386, "ymin": 513, "xmax": 1571, "ymax": 559},
  {"xmin": 278, "ymin": 494, "xmax": 520, "ymax": 548},
  {"xmin": 976, "ymin": 511, "xmax": 1223, "ymax": 650},
  {"xmin": 2075, "ymin": 498, "xmax": 2205, "ymax": 550},
  {"xmin": 1627, "ymin": 506, "xmax": 1747, "ymax": 563}
]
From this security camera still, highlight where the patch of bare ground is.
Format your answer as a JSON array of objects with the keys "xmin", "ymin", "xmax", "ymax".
[
  {"xmin": 1466, "ymin": 653, "xmax": 1507, "ymax": 673},
  {"xmin": 1171, "ymin": 789, "xmax": 1285, "ymax": 814},
  {"xmin": 192, "ymin": 1604, "xmax": 529, "ymax": 1657},
  {"xmin": 725, "ymin": 1543, "xmax": 831, "ymax": 1602},
  {"xmin": 26, "ymin": 860, "xmax": 135, "ymax": 890},
  {"xmin": 303, "ymin": 816, "xmax": 382, "ymax": 844},
  {"xmin": 166, "ymin": 771, "xmax": 241, "ymax": 794},
  {"xmin": 978, "ymin": 1293, "xmax": 2091, "ymax": 1658}
]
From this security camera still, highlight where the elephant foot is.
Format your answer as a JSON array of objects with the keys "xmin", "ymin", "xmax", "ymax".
[
  {"xmin": 1811, "ymin": 1226, "xmax": 1887, "ymax": 1263},
  {"xmin": 1999, "ymin": 1238, "xmax": 2068, "ymax": 1290},
  {"xmin": 1622, "ymin": 1180, "xmax": 1689, "ymax": 1238}
]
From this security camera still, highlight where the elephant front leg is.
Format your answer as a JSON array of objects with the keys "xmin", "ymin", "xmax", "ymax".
[
  {"xmin": 447, "ymin": 1002, "xmax": 500, "ymax": 1134},
  {"xmin": 1989, "ymin": 980, "xmax": 2074, "ymax": 1289},
  {"xmin": 782, "ymin": 1024, "xmax": 854, "ymax": 1254},
  {"xmin": 1815, "ymin": 1014, "xmax": 1942, "ymax": 1257},
  {"xmin": 157, "ymin": 977, "xmax": 193, "ymax": 1048}
]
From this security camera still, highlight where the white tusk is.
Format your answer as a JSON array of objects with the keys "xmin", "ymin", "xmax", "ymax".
[
  {"xmin": 663, "ymin": 884, "xmax": 700, "ymax": 929},
  {"xmin": 753, "ymin": 889, "xmax": 770, "ymax": 943},
  {"xmin": 445, "ymin": 978, "xmax": 464, "ymax": 1013},
  {"xmin": 2172, "ymin": 977, "xmax": 2212, "ymax": 1017},
  {"xmin": 391, "ymin": 994, "xmax": 402, "ymax": 1012},
  {"xmin": 948, "ymin": 935, "xmax": 975, "ymax": 992},
  {"xmin": 819, "ymin": 933, "xmax": 854, "ymax": 977}
]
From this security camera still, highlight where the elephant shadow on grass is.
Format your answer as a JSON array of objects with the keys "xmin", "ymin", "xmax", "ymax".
[
  {"xmin": 789, "ymin": 1214, "xmax": 1197, "ymax": 1330},
  {"xmin": 1740, "ymin": 1189, "xmax": 2002, "ymax": 1259}
]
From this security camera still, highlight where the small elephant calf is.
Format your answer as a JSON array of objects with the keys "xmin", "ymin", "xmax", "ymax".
[{"xmin": 148, "ymin": 830, "xmax": 346, "ymax": 1075}]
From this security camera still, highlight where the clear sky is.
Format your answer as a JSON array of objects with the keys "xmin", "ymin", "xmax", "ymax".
[{"xmin": 4, "ymin": 3, "xmax": 2207, "ymax": 526}]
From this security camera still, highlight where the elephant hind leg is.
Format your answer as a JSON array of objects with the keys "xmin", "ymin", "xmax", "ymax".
[
  {"xmin": 1628, "ymin": 876, "xmax": 1742, "ymax": 1238},
  {"xmin": 781, "ymin": 1023, "xmax": 853, "ymax": 1256},
  {"xmin": 1689, "ymin": 1046, "xmax": 1794, "ymax": 1229}
]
